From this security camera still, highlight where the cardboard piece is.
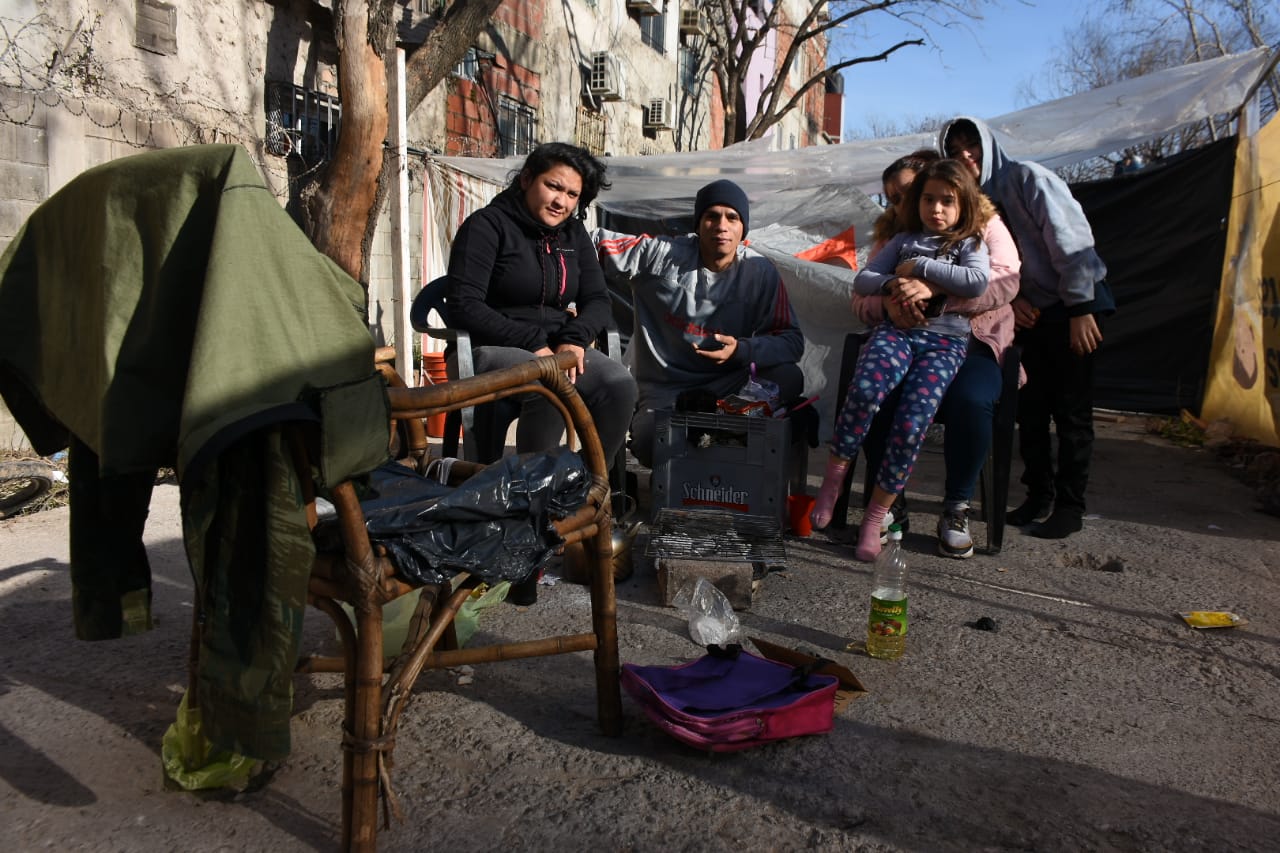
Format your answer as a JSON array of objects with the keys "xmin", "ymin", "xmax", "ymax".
[{"xmin": 750, "ymin": 636, "xmax": 868, "ymax": 713}]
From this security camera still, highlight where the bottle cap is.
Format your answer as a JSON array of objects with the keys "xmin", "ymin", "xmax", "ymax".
[{"xmin": 887, "ymin": 523, "xmax": 903, "ymax": 541}]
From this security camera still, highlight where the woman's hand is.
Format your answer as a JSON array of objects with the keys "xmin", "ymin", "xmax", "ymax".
[
  {"xmin": 894, "ymin": 259, "xmax": 920, "ymax": 278},
  {"xmin": 885, "ymin": 294, "xmax": 925, "ymax": 329},
  {"xmin": 1011, "ymin": 296, "xmax": 1040, "ymax": 330},
  {"xmin": 553, "ymin": 343, "xmax": 587, "ymax": 383}
]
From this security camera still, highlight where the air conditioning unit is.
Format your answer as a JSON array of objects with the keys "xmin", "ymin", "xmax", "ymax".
[
  {"xmin": 644, "ymin": 97, "xmax": 674, "ymax": 131},
  {"xmin": 588, "ymin": 52, "xmax": 624, "ymax": 101},
  {"xmin": 679, "ymin": 8, "xmax": 706, "ymax": 36},
  {"xmin": 627, "ymin": 0, "xmax": 663, "ymax": 15}
]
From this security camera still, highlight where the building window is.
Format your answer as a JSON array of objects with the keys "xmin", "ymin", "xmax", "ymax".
[
  {"xmin": 135, "ymin": 0, "xmax": 177, "ymax": 56},
  {"xmin": 453, "ymin": 47, "xmax": 480, "ymax": 80},
  {"xmin": 640, "ymin": 12, "xmax": 666, "ymax": 54},
  {"xmin": 678, "ymin": 47, "xmax": 700, "ymax": 91},
  {"xmin": 264, "ymin": 82, "xmax": 341, "ymax": 164},
  {"xmin": 575, "ymin": 106, "xmax": 607, "ymax": 156},
  {"xmin": 497, "ymin": 95, "xmax": 538, "ymax": 157}
]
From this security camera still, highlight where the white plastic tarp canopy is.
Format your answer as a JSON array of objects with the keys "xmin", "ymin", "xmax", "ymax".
[
  {"xmin": 427, "ymin": 48, "xmax": 1273, "ymax": 435},
  {"xmin": 437, "ymin": 48, "xmax": 1271, "ymax": 209}
]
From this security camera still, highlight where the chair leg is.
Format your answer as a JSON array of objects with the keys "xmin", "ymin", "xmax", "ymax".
[
  {"xmin": 347, "ymin": 604, "xmax": 385, "ymax": 852},
  {"xmin": 588, "ymin": 523, "xmax": 623, "ymax": 736},
  {"xmin": 977, "ymin": 452, "xmax": 995, "ymax": 553},
  {"xmin": 988, "ymin": 426, "xmax": 1014, "ymax": 554},
  {"xmin": 441, "ymin": 410, "xmax": 461, "ymax": 459}
]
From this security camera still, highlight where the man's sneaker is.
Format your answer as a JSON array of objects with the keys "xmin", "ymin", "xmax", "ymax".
[
  {"xmin": 937, "ymin": 504, "xmax": 974, "ymax": 559},
  {"xmin": 879, "ymin": 496, "xmax": 910, "ymax": 544}
]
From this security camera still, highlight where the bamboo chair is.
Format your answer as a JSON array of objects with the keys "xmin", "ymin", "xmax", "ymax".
[{"xmin": 224, "ymin": 351, "xmax": 619, "ymax": 851}]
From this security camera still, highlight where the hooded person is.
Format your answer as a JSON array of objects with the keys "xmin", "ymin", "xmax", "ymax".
[
  {"xmin": 593, "ymin": 178, "xmax": 805, "ymax": 468},
  {"xmin": 939, "ymin": 116, "xmax": 1116, "ymax": 539}
]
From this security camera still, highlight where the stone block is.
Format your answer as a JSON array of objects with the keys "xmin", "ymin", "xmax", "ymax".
[
  {"xmin": 0, "ymin": 161, "xmax": 46, "ymax": 202},
  {"xmin": 656, "ymin": 558, "xmax": 754, "ymax": 611}
]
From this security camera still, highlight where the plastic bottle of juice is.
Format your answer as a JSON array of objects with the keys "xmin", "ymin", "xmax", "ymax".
[{"xmin": 866, "ymin": 524, "xmax": 907, "ymax": 659}]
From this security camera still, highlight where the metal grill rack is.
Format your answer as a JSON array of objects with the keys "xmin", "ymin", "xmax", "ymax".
[{"xmin": 646, "ymin": 508, "xmax": 787, "ymax": 569}]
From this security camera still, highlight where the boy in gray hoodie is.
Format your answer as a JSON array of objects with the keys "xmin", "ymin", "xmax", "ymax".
[{"xmin": 940, "ymin": 117, "xmax": 1115, "ymax": 539}]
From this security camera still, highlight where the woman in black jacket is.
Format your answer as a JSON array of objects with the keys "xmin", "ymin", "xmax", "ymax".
[{"xmin": 445, "ymin": 142, "xmax": 637, "ymax": 461}]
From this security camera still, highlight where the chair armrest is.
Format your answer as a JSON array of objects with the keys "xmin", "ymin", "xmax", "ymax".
[{"xmin": 386, "ymin": 351, "xmax": 607, "ymax": 474}]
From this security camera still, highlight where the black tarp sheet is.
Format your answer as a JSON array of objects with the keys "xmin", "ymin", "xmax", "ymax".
[{"xmin": 1073, "ymin": 136, "xmax": 1237, "ymax": 414}]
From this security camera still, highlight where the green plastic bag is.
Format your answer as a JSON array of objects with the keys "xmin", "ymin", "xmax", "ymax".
[
  {"xmin": 161, "ymin": 690, "xmax": 257, "ymax": 790},
  {"xmin": 454, "ymin": 581, "xmax": 510, "ymax": 647},
  {"xmin": 338, "ymin": 587, "xmax": 424, "ymax": 659}
]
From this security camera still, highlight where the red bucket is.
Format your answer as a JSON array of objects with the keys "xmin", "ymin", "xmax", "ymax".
[{"xmin": 421, "ymin": 351, "xmax": 450, "ymax": 439}]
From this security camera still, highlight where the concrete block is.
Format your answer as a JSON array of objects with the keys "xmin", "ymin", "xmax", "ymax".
[
  {"xmin": 657, "ymin": 558, "xmax": 754, "ymax": 611},
  {"xmin": 0, "ymin": 199, "xmax": 38, "ymax": 243},
  {"xmin": 0, "ymin": 161, "xmax": 46, "ymax": 202}
]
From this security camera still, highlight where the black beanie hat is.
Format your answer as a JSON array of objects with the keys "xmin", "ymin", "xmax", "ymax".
[{"xmin": 694, "ymin": 179, "xmax": 750, "ymax": 236}]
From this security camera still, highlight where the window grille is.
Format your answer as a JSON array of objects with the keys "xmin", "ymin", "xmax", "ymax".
[
  {"xmin": 678, "ymin": 46, "xmax": 700, "ymax": 91},
  {"xmin": 265, "ymin": 82, "xmax": 341, "ymax": 164},
  {"xmin": 497, "ymin": 95, "xmax": 538, "ymax": 157},
  {"xmin": 575, "ymin": 106, "xmax": 607, "ymax": 156}
]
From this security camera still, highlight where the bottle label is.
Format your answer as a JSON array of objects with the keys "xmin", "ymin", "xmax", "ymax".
[{"xmin": 868, "ymin": 595, "xmax": 908, "ymax": 638}]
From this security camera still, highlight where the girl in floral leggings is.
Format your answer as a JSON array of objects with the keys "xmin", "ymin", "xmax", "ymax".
[{"xmin": 811, "ymin": 159, "xmax": 991, "ymax": 560}]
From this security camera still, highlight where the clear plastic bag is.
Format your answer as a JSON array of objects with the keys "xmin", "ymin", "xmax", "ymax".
[
  {"xmin": 672, "ymin": 577, "xmax": 745, "ymax": 647},
  {"xmin": 719, "ymin": 363, "xmax": 781, "ymax": 417}
]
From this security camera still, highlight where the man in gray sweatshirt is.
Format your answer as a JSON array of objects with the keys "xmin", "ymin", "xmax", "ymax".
[{"xmin": 595, "ymin": 179, "xmax": 805, "ymax": 467}]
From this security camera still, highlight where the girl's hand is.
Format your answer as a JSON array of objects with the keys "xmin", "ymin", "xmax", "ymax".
[
  {"xmin": 1069, "ymin": 314, "xmax": 1103, "ymax": 356},
  {"xmin": 1011, "ymin": 296, "xmax": 1040, "ymax": 330},
  {"xmin": 554, "ymin": 343, "xmax": 587, "ymax": 383},
  {"xmin": 893, "ymin": 276, "xmax": 937, "ymax": 306}
]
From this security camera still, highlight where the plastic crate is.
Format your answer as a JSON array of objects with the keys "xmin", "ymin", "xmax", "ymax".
[{"xmin": 650, "ymin": 411, "xmax": 790, "ymax": 523}]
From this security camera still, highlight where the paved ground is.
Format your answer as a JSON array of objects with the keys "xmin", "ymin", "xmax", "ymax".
[{"xmin": 2, "ymin": 417, "xmax": 1278, "ymax": 851}]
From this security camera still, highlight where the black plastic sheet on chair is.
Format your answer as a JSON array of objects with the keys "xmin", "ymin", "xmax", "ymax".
[{"xmin": 363, "ymin": 448, "xmax": 591, "ymax": 586}]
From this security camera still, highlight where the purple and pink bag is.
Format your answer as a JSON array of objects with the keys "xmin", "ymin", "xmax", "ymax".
[{"xmin": 621, "ymin": 648, "xmax": 840, "ymax": 752}]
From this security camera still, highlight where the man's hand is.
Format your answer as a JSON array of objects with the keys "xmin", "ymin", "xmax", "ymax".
[
  {"xmin": 884, "ymin": 294, "xmax": 924, "ymax": 329},
  {"xmin": 894, "ymin": 259, "xmax": 920, "ymax": 278},
  {"xmin": 1069, "ymin": 314, "xmax": 1103, "ymax": 356},
  {"xmin": 1011, "ymin": 296, "xmax": 1040, "ymax": 330},
  {"xmin": 694, "ymin": 334, "xmax": 737, "ymax": 364},
  {"xmin": 554, "ymin": 343, "xmax": 587, "ymax": 383}
]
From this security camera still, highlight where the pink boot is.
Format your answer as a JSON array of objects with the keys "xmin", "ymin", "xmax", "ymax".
[
  {"xmin": 855, "ymin": 503, "xmax": 890, "ymax": 562},
  {"xmin": 810, "ymin": 455, "xmax": 851, "ymax": 530}
]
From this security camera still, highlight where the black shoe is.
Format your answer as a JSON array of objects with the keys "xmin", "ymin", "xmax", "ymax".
[
  {"xmin": 508, "ymin": 572, "xmax": 539, "ymax": 606},
  {"xmin": 1007, "ymin": 498, "xmax": 1052, "ymax": 527},
  {"xmin": 1029, "ymin": 510, "xmax": 1083, "ymax": 539}
]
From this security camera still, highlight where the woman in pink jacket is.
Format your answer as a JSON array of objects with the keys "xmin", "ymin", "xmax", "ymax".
[{"xmin": 850, "ymin": 150, "xmax": 1021, "ymax": 558}]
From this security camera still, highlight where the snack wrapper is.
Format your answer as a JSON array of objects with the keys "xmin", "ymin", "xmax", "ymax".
[{"xmin": 1177, "ymin": 611, "xmax": 1247, "ymax": 629}]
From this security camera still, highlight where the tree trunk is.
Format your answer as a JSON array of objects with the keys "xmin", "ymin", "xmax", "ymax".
[
  {"xmin": 306, "ymin": 0, "xmax": 396, "ymax": 284},
  {"xmin": 405, "ymin": 0, "xmax": 504, "ymax": 109}
]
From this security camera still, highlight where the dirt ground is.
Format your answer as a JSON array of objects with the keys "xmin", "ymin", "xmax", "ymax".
[{"xmin": 2, "ymin": 417, "xmax": 1279, "ymax": 852}]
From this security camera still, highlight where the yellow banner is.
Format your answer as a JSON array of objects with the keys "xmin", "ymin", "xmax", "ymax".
[{"xmin": 1202, "ymin": 116, "xmax": 1280, "ymax": 445}]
